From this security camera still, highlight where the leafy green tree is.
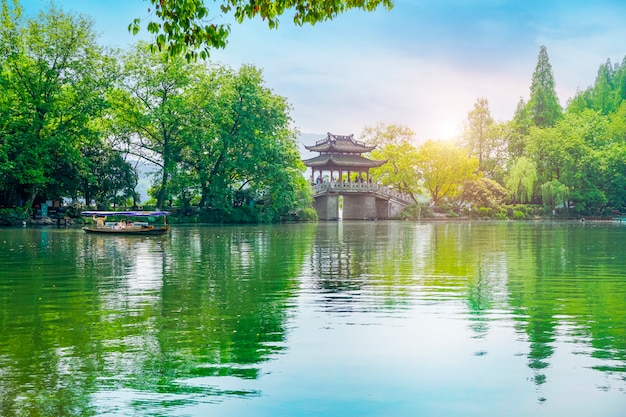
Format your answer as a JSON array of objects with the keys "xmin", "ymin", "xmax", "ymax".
[
  {"xmin": 527, "ymin": 45, "xmax": 562, "ymax": 128},
  {"xmin": 110, "ymin": 45, "xmax": 309, "ymax": 220},
  {"xmin": 462, "ymin": 97, "xmax": 493, "ymax": 166},
  {"xmin": 505, "ymin": 156, "xmax": 537, "ymax": 204},
  {"xmin": 181, "ymin": 64, "xmax": 310, "ymax": 220},
  {"xmin": 361, "ymin": 123, "xmax": 421, "ymax": 202},
  {"xmin": 461, "ymin": 98, "xmax": 508, "ymax": 179},
  {"xmin": 590, "ymin": 59, "xmax": 618, "ymax": 114},
  {"xmin": 594, "ymin": 142, "xmax": 626, "ymax": 212},
  {"xmin": 568, "ymin": 57, "xmax": 626, "ymax": 116},
  {"xmin": 131, "ymin": 0, "xmax": 395, "ymax": 60},
  {"xmin": 360, "ymin": 122, "xmax": 416, "ymax": 147},
  {"xmin": 416, "ymin": 140, "xmax": 478, "ymax": 205},
  {"xmin": 369, "ymin": 141, "xmax": 421, "ymax": 203},
  {"xmin": 110, "ymin": 42, "xmax": 201, "ymax": 208},
  {"xmin": 81, "ymin": 147, "xmax": 139, "ymax": 208},
  {"xmin": 541, "ymin": 179, "xmax": 568, "ymax": 214},
  {"xmin": 507, "ymin": 97, "xmax": 532, "ymax": 157},
  {"xmin": 525, "ymin": 109, "xmax": 614, "ymax": 212},
  {"xmin": 460, "ymin": 177, "xmax": 507, "ymax": 210},
  {"xmin": 0, "ymin": 1, "xmax": 116, "ymax": 210}
]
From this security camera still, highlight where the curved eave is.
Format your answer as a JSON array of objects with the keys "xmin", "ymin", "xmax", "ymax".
[
  {"xmin": 303, "ymin": 154, "xmax": 387, "ymax": 169},
  {"xmin": 304, "ymin": 143, "xmax": 376, "ymax": 153}
]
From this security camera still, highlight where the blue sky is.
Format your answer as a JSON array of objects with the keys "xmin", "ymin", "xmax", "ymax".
[{"xmin": 19, "ymin": 0, "xmax": 626, "ymax": 142}]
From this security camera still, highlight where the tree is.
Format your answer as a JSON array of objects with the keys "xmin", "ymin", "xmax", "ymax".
[
  {"xmin": 460, "ymin": 177, "xmax": 507, "ymax": 210},
  {"xmin": 110, "ymin": 44, "xmax": 309, "ymax": 220},
  {"xmin": 181, "ymin": 64, "xmax": 310, "ymax": 220},
  {"xmin": 369, "ymin": 140, "xmax": 421, "ymax": 203},
  {"xmin": 360, "ymin": 122, "xmax": 416, "ymax": 147},
  {"xmin": 461, "ymin": 98, "xmax": 508, "ymax": 179},
  {"xmin": 527, "ymin": 45, "xmax": 562, "ymax": 128},
  {"xmin": 505, "ymin": 156, "xmax": 537, "ymax": 204},
  {"xmin": 360, "ymin": 123, "xmax": 421, "ymax": 202},
  {"xmin": 507, "ymin": 97, "xmax": 532, "ymax": 157},
  {"xmin": 568, "ymin": 57, "xmax": 626, "ymax": 116},
  {"xmin": 81, "ymin": 147, "xmax": 139, "ymax": 208},
  {"xmin": 541, "ymin": 179, "xmax": 568, "ymax": 214},
  {"xmin": 462, "ymin": 97, "xmax": 493, "ymax": 166},
  {"xmin": 416, "ymin": 140, "xmax": 478, "ymax": 205},
  {"xmin": 0, "ymin": 1, "xmax": 117, "ymax": 210},
  {"xmin": 110, "ymin": 42, "xmax": 202, "ymax": 208},
  {"xmin": 131, "ymin": 0, "xmax": 395, "ymax": 60}
]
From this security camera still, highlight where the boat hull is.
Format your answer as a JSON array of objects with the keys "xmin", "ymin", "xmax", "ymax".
[{"xmin": 82, "ymin": 226, "xmax": 170, "ymax": 235}]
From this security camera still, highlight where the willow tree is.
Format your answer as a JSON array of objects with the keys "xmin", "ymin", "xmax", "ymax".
[
  {"xmin": 541, "ymin": 179, "xmax": 568, "ymax": 214},
  {"xmin": 505, "ymin": 156, "xmax": 537, "ymax": 203},
  {"xmin": 527, "ymin": 45, "xmax": 562, "ymax": 128},
  {"xmin": 131, "ymin": 0, "xmax": 395, "ymax": 60}
]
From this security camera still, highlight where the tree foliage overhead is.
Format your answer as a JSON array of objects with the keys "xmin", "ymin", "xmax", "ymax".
[{"xmin": 131, "ymin": 0, "xmax": 395, "ymax": 60}]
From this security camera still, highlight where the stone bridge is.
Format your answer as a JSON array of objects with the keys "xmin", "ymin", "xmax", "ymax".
[{"xmin": 311, "ymin": 181, "xmax": 413, "ymax": 220}]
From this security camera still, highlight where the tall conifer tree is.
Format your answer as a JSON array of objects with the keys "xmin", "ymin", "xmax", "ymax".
[{"xmin": 528, "ymin": 45, "xmax": 562, "ymax": 128}]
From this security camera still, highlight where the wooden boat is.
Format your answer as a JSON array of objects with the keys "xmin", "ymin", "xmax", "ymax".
[{"xmin": 81, "ymin": 210, "xmax": 170, "ymax": 235}]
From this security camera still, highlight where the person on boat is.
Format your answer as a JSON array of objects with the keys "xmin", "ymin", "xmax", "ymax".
[
  {"xmin": 114, "ymin": 222, "xmax": 120, "ymax": 230},
  {"xmin": 120, "ymin": 220, "xmax": 126, "ymax": 229},
  {"xmin": 93, "ymin": 215, "xmax": 107, "ymax": 227}
]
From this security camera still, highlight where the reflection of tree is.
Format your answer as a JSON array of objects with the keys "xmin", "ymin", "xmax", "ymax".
[
  {"xmin": 423, "ymin": 223, "xmax": 510, "ymax": 338},
  {"xmin": 506, "ymin": 223, "xmax": 626, "ymax": 395},
  {"xmin": 0, "ymin": 225, "xmax": 313, "ymax": 416}
]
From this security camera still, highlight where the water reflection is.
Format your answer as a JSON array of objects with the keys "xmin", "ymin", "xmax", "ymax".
[
  {"xmin": 1, "ymin": 222, "xmax": 625, "ymax": 416},
  {"xmin": 0, "ymin": 225, "xmax": 315, "ymax": 416}
]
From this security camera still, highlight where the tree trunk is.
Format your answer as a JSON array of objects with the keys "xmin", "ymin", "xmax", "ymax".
[{"xmin": 25, "ymin": 186, "xmax": 37, "ymax": 216}]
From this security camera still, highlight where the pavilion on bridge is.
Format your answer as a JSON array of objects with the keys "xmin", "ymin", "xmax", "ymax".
[
  {"xmin": 303, "ymin": 133, "xmax": 386, "ymax": 184},
  {"xmin": 302, "ymin": 133, "xmax": 410, "ymax": 220}
]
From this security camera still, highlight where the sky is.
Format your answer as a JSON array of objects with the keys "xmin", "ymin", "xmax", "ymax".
[{"xmin": 18, "ymin": 0, "xmax": 626, "ymax": 143}]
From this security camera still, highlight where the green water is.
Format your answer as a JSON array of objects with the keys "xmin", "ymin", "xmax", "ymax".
[{"xmin": 1, "ymin": 221, "xmax": 625, "ymax": 416}]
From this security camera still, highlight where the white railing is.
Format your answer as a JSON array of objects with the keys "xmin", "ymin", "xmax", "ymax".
[{"xmin": 312, "ymin": 181, "xmax": 413, "ymax": 204}]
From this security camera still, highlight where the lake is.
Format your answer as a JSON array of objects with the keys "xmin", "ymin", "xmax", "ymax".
[{"xmin": 1, "ymin": 221, "xmax": 625, "ymax": 416}]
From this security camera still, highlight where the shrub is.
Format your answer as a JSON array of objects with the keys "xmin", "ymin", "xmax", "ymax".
[
  {"xmin": 0, "ymin": 208, "xmax": 28, "ymax": 225},
  {"xmin": 397, "ymin": 204, "xmax": 433, "ymax": 220},
  {"xmin": 477, "ymin": 207, "xmax": 493, "ymax": 219},
  {"xmin": 296, "ymin": 207, "xmax": 318, "ymax": 222}
]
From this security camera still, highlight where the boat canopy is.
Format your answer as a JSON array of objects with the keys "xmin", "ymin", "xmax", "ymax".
[{"xmin": 81, "ymin": 210, "xmax": 170, "ymax": 217}]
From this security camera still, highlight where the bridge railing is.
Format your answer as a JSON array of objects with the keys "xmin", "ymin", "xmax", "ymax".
[{"xmin": 312, "ymin": 181, "xmax": 413, "ymax": 204}]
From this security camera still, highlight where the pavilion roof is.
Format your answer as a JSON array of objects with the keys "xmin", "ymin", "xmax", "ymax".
[
  {"xmin": 304, "ymin": 133, "xmax": 376, "ymax": 154},
  {"xmin": 303, "ymin": 154, "xmax": 387, "ymax": 169}
]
